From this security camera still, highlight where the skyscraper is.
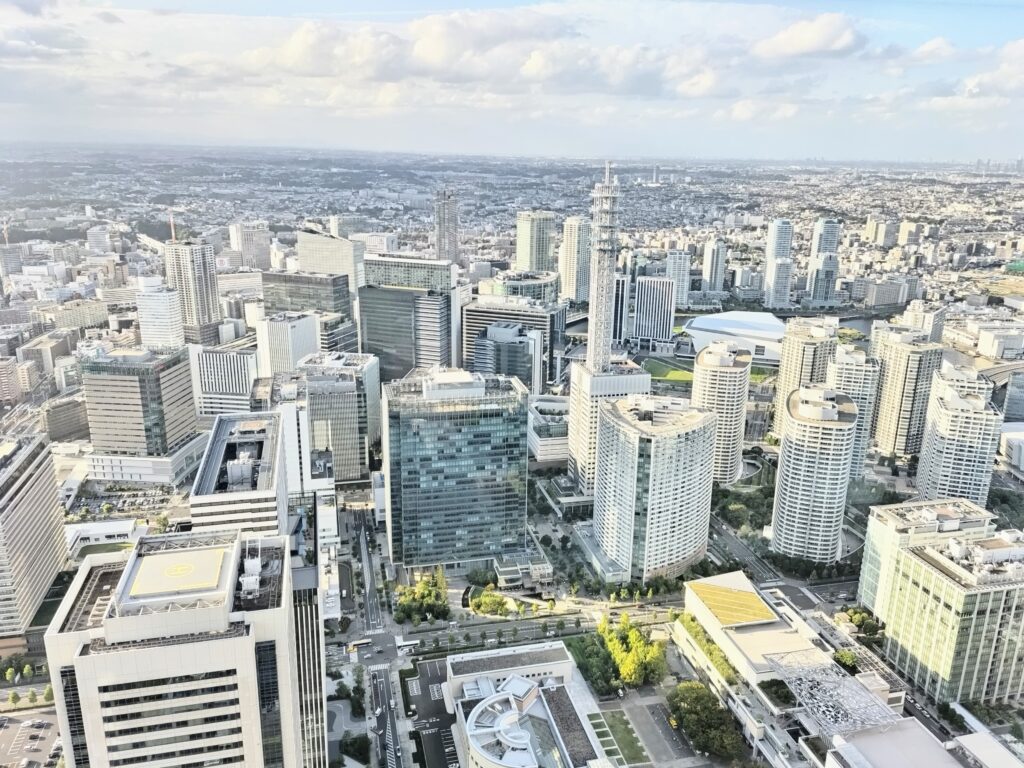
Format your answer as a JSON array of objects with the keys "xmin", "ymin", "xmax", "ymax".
[
  {"xmin": 917, "ymin": 367, "xmax": 1002, "ymax": 506},
  {"xmin": 665, "ymin": 249, "xmax": 690, "ymax": 309},
  {"xmin": 434, "ymin": 188, "xmax": 460, "ymax": 263},
  {"xmin": 383, "ymin": 370, "xmax": 528, "ymax": 575},
  {"xmin": 558, "ymin": 216, "xmax": 591, "ymax": 303},
  {"xmin": 188, "ymin": 345, "xmax": 259, "ymax": 422},
  {"xmin": 772, "ymin": 316, "xmax": 838, "ymax": 434},
  {"xmin": 692, "ymin": 341, "xmax": 751, "ymax": 484},
  {"xmin": 896, "ymin": 299, "xmax": 947, "ymax": 344},
  {"xmin": 46, "ymin": 531, "xmax": 307, "ymax": 767},
  {"xmin": 136, "ymin": 285, "xmax": 185, "ymax": 350},
  {"xmin": 611, "ymin": 273, "xmax": 631, "ymax": 344},
  {"xmin": 592, "ymin": 396, "xmax": 716, "ymax": 583},
  {"xmin": 515, "ymin": 211, "xmax": 556, "ymax": 272},
  {"xmin": 190, "ymin": 412, "xmax": 288, "ymax": 533},
  {"xmin": 0, "ymin": 434, "xmax": 66, "ymax": 641},
  {"xmin": 701, "ymin": 238, "xmax": 727, "ymax": 292},
  {"xmin": 228, "ymin": 220, "xmax": 272, "ymax": 270},
  {"xmin": 771, "ymin": 387, "xmax": 857, "ymax": 563},
  {"xmin": 872, "ymin": 324, "xmax": 943, "ymax": 456},
  {"xmin": 808, "ymin": 252, "xmax": 839, "ymax": 305},
  {"xmin": 810, "ymin": 217, "xmax": 841, "ymax": 258},
  {"xmin": 632, "ymin": 276, "xmax": 675, "ymax": 345},
  {"xmin": 360, "ymin": 253, "xmax": 463, "ymax": 374},
  {"xmin": 164, "ymin": 240, "xmax": 222, "ymax": 345},
  {"xmin": 461, "ymin": 295, "xmax": 565, "ymax": 382},
  {"xmin": 81, "ymin": 348, "xmax": 203, "ymax": 484},
  {"xmin": 1005, "ymin": 370, "xmax": 1024, "ymax": 421},
  {"xmin": 478, "ymin": 270, "xmax": 560, "ymax": 304},
  {"xmin": 472, "ymin": 322, "xmax": 544, "ymax": 395},
  {"xmin": 256, "ymin": 312, "xmax": 320, "ymax": 377},
  {"xmin": 567, "ymin": 165, "xmax": 651, "ymax": 495},
  {"xmin": 763, "ymin": 218, "xmax": 794, "ymax": 309},
  {"xmin": 296, "ymin": 229, "xmax": 366, "ymax": 295},
  {"xmin": 826, "ymin": 344, "xmax": 880, "ymax": 483},
  {"xmin": 262, "ymin": 271, "xmax": 353, "ymax": 318}
]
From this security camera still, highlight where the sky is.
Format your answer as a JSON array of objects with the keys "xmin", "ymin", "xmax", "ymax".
[{"xmin": 1, "ymin": 0, "xmax": 1023, "ymax": 161}]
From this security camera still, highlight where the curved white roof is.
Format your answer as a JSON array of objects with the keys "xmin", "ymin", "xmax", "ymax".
[{"xmin": 684, "ymin": 311, "xmax": 785, "ymax": 342}]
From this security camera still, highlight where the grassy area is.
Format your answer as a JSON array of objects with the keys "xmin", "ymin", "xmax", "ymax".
[
  {"xmin": 750, "ymin": 366, "xmax": 773, "ymax": 383},
  {"xmin": 643, "ymin": 358, "xmax": 693, "ymax": 383},
  {"xmin": 77, "ymin": 542, "xmax": 135, "ymax": 557},
  {"xmin": 603, "ymin": 710, "xmax": 648, "ymax": 765}
]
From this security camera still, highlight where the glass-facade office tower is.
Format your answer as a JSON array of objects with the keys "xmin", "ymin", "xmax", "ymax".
[
  {"xmin": 262, "ymin": 271, "xmax": 353, "ymax": 317},
  {"xmin": 383, "ymin": 370, "xmax": 528, "ymax": 575}
]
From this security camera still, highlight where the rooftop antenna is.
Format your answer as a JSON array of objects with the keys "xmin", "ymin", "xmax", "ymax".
[
  {"xmin": 604, "ymin": 160, "xmax": 611, "ymax": 184},
  {"xmin": 1, "ymin": 219, "xmax": 7, "ymax": 246},
  {"xmin": 169, "ymin": 210, "xmax": 177, "ymax": 243}
]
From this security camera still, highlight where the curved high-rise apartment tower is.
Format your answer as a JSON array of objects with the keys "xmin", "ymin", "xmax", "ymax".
[
  {"xmin": 692, "ymin": 340, "xmax": 751, "ymax": 484},
  {"xmin": 771, "ymin": 386, "xmax": 857, "ymax": 563}
]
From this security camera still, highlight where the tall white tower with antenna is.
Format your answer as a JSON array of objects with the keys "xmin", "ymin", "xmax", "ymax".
[{"xmin": 567, "ymin": 163, "xmax": 651, "ymax": 495}]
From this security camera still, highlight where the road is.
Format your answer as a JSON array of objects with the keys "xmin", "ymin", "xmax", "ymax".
[
  {"xmin": 708, "ymin": 519, "xmax": 779, "ymax": 584},
  {"xmin": 356, "ymin": 510, "xmax": 384, "ymax": 633},
  {"xmin": 369, "ymin": 665, "xmax": 405, "ymax": 768}
]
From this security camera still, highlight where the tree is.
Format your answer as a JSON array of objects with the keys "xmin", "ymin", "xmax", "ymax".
[
  {"xmin": 496, "ymin": 630, "xmax": 504, "ymax": 644},
  {"xmin": 21, "ymin": 664, "xmax": 32, "ymax": 681},
  {"xmin": 43, "ymin": 684, "xmax": 53, "ymax": 703},
  {"xmin": 511, "ymin": 626, "xmax": 519, "ymax": 641},
  {"xmin": 568, "ymin": 582, "xmax": 579, "ymax": 598},
  {"xmin": 833, "ymin": 649, "xmax": 859, "ymax": 673},
  {"xmin": 559, "ymin": 534, "xmax": 571, "ymax": 550},
  {"xmin": 26, "ymin": 689, "xmax": 36, "ymax": 705},
  {"xmin": 7, "ymin": 691, "xmax": 18, "ymax": 707},
  {"xmin": 574, "ymin": 617, "xmax": 582, "ymax": 630},
  {"xmin": 463, "ymin": 632, "xmax": 472, "ymax": 645},
  {"xmin": 540, "ymin": 534, "xmax": 553, "ymax": 547},
  {"xmin": 4, "ymin": 668, "xmax": 13, "ymax": 684},
  {"xmin": 667, "ymin": 681, "xmax": 746, "ymax": 759},
  {"xmin": 861, "ymin": 619, "xmax": 879, "ymax": 636}
]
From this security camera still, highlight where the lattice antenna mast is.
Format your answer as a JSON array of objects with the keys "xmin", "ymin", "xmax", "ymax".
[{"xmin": 585, "ymin": 161, "xmax": 620, "ymax": 373}]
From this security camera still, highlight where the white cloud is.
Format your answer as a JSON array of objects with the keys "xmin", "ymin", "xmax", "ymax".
[
  {"xmin": 752, "ymin": 13, "xmax": 865, "ymax": 59},
  {"xmin": 912, "ymin": 37, "xmax": 955, "ymax": 62}
]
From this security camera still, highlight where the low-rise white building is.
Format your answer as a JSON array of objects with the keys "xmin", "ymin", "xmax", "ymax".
[{"xmin": 527, "ymin": 395, "xmax": 569, "ymax": 463}]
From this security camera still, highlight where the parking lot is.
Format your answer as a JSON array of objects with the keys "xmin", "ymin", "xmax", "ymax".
[
  {"xmin": 0, "ymin": 709, "xmax": 61, "ymax": 768},
  {"xmin": 405, "ymin": 659, "xmax": 459, "ymax": 768}
]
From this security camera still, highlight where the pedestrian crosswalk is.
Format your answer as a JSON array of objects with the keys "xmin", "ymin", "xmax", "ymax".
[
  {"xmin": 365, "ymin": 627, "xmax": 388, "ymax": 636},
  {"xmin": 369, "ymin": 663, "xmax": 391, "ymax": 674}
]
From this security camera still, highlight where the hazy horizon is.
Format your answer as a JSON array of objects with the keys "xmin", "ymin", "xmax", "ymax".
[{"xmin": 2, "ymin": 0, "xmax": 1023, "ymax": 162}]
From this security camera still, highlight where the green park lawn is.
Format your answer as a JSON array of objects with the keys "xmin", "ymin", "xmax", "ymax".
[{"xmin": 643, "ymin": 358, "xmax": 693, "ymax": 383}]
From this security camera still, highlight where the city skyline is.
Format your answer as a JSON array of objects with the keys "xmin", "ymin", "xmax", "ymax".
[{"xmin": 2, "ymin": 0, "xmax": 1024, "ymax": 160}]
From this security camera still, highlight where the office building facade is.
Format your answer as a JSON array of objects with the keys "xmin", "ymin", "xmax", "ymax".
[
  {"xmin": 188, "ymin": 345, "xmax": 259, "ymax": 422},
  {"xmin": 472, "ymin": 322, "xmax": 544, "ymax": 396},
  {"xmin": 666, "ymin": 249, "xmax": 691, "ymax": 308},
  {"xmin": 45, "ymin": 531, "xmax": 306, "ymax": 767},
  {"xmin": 383, "ymin": 370, "xmax": 528, "ymax": 574},
  {"xmin": 632, "ymin": 276, "xmax": 675, "ymax": 344},
  {"xmin": 256, "ymin": 312, "xmax": 320, "ymax": 378},
  {"xmin": 136, "ymin": 286, "xmax": 185, "ymax": 350}
]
